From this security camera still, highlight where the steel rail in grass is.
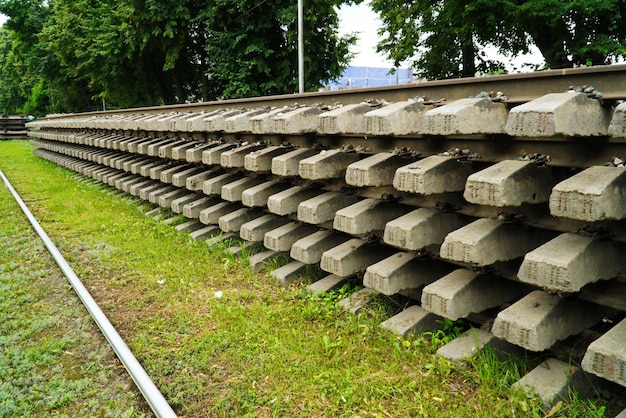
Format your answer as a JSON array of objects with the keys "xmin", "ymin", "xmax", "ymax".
[
  {"xmin": 37, "ymin": 64, "xmax": 626, "ymax": 119},
  {"xmin": 0, "ymin": 169, "xmax": 177, "ymax": 418}
]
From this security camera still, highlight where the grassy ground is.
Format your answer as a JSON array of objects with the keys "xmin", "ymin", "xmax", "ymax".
[
  {"xmin": 0, "ymin": 143, "xmax": 150, "ymax": 416},
  {"xmin": 0, "ymin": 139, "xmax": 615, "ymax": 417}
]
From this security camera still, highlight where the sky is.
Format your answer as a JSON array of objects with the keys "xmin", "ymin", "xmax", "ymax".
[{"xmin": 336, "ymin": 1, "xmax": 397, "ymax": 68}]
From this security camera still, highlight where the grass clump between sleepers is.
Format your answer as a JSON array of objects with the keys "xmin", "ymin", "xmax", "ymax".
[{"xmin": 0, "ymin": 140, "xmax": 615, "ymax": 417}]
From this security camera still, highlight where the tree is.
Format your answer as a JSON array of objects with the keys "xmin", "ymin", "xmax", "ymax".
[
  {"xmin": 0, "ymin": 0, "xmax": 358, "ymax": 114},
  {"xmin": 0, "ymin": 28, "xmax": 24, "ymax": 114},
  {"xmin": 371, "ymin": 0, "xmax": 523, "ymax": 79},
  {"xmin": 516, "ymin": 0, "xmax": 626, "ymax": 68},
  {"xmin": 203, "ymin": 0, "xmax": 357, "ymax": 98},
  {"xmin": 115, "ymin": 0, "xmax": 213, "ymax": 103},
  {"xmin": 41, "ymin": 0, "xmax": 166, "ymax": 108},
  {"xmin": 0, "ymin": 0, "xmax": 93, "ymax": 115},
  {"xmin": 371, "ymin": 0, "xmax": 626, "ymax": 79}
]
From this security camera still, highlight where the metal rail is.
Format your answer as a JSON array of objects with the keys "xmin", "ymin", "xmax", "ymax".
[
  {"xmin": 0, "ymin": 169, "xmax": 177, "ymax": 418},
  {"xmin": 39, "ymin": 64, "xmax": 626, "ymax": 119}
]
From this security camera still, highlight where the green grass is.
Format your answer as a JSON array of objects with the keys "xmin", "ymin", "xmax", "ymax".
[
  {"xmin": 0, "ymin": 147, "xmax": 149, "ymax": 417},
  {"xmin": 0, "ymin": 140, "xmax": 616, "ymax": 417}
]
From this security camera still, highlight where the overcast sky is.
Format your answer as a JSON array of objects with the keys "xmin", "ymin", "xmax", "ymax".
[{"xmin": 336, "ymin": 1, "xmax": 397, "ymax": 68}]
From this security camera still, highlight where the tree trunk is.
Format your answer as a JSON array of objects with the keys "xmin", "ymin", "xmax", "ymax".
[
  {"xmin": 172, "ymin": 72, "xmax": 186, "ymax": 104},
  {"xmin": 531, "ymin": 32, "xmax": 571, "ymax": 69},
  {"xmin": 461, "ymin": 40, "xmax": 476, "ymax": 77}
]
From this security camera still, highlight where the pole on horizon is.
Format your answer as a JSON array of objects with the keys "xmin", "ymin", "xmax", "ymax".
[{"xmin": 297, "ymin": 0, "xmax": 304, "ymax": 93}]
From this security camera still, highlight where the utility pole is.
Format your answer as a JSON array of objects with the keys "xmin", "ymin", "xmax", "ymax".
[{"xmin": 298, "ymin": 0, "xmax": 304, "ymax": 93}]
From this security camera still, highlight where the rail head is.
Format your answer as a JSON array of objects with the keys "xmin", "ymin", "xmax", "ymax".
[{"xmin": 38, "ymin": 64, "xmax": 626, "ymax": 120}]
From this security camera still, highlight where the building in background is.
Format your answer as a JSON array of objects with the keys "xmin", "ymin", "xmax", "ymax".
[{"xmin": 322, "ymin": 66, "xmax": 414, "ymax": 90}]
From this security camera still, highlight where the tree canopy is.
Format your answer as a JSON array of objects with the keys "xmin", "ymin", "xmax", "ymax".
[
  {"xmin": 0, "ymin": 0, "xmax": 357, "ymax": 116},
  {"xmin": 371, "ymin": 0, "xmax": 626, "ymax": 79}
]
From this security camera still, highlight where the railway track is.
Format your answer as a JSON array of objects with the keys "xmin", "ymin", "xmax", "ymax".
[
  {"xmin": 26, "ymin": 64, "xmax": 626, "ymax": 408},
  {"xmin": 0, "ymin": 169, "xmax": 177, "ymax": 417}
]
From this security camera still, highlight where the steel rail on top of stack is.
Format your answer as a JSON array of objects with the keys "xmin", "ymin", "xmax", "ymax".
[
  {"xmin": 37, "ymin": 64, "xmax": 626, "ymax": 116},
  {"xmin": 25, "ymin": 63, "xmax": 626, "ymax": 399}
]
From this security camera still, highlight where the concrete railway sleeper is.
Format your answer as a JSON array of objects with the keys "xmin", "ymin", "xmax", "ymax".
[{"xmin": 26, "ymin": 65, "xmax": 626, "ymax": 409}]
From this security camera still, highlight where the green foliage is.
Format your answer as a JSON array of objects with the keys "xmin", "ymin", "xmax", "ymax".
[
  {"xmin": 424, "ymin": 318, "xmax": 467, "ymax": 348},
  {"xmin": 0, "ymin": 0, "xmax": 357, "ymax": 114},
  {"xmin": 299, "ymin": 284, "xmax": 351, "ymax": 321},
  {"xmin": 372, "ymin": 0, "xmax": 626, "ymax": 79},
  {"xmin": 203, "ymin": 0, "xmax": 356, "ymax": 98},
  {"xmin": 371, "ymin": 0, "xmax": 519, "ymax": 79},
  {"xmin": 21, "ymin": 78, "xmax": 48, "ymax": 115},
  {"xmin": 517, "ymin": 0, "xmax": 626, "ymax": 68},
  {"xmin": 0, "ymin": 28, "xmax": 23, "ymax": 114},
  {"xmin": 0, "ymin": 1, "xmax": 93, "ymax": 115}
]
